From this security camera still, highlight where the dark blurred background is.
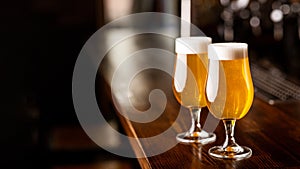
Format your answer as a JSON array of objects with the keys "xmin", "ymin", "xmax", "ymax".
[{"xmin": 2, "ymin": 0, "xmax": 300, "ymax": 168}]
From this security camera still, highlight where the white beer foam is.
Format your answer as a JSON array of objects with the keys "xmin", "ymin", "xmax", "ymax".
[
  {"xmin": 175, "ymin": 37, "xmax": 212, "ymax": 54},
  {"xmin": 208, "ymin": 43, "xmax": 248, "ymax": 60}
]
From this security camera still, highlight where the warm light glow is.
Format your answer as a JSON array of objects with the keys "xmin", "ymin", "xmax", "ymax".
[
  {"xmin": 280, "ymin": 4, "xmax": 290, "ymax": 15},
  {"xmin": 250, "ymin": 16, "xmax": 260, "ymax": 27},
  {"xmin": 103, "ymin": 0, "xmax": 133, "ymax": 21},
  {"xmin": 250, "ymin": 1, "xmax": 260, "ymax": 11},
  {"xmin": 231, "ymin": 0, "xmax": 250, "ymax": 11},
  {"xmin": 270, "ymin": 9, "xmax": 283, "ymax": 23}
]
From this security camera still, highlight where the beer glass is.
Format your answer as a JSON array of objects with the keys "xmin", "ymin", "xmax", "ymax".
[
  {"xmin": 173, "ymin": 37, "xmax": 216, "ymax": 144},
  {"xmin": 206, "ymin": 43, "xmax": 254, "ymax": 159}
]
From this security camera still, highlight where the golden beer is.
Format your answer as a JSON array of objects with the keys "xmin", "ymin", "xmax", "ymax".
[
  {"xmin": 207, "ymin": 43, "xmax": 253, "ymax": 160},
  {"xmin": 173, "ymin": 37, "xmax": 216, "ymax": 144},
  {"xmin": 206, "ymin": 57, "xmax": 254, "ymax": 119},
  {"xmin": 173, "ymin": 53, "xmax": 208, "ymax": 108}
]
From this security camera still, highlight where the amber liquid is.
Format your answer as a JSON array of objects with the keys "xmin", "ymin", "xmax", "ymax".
[
  {"xmin": 173, "ymin": 53, "xmax": 208, "ymax": 108},
  {"xmin": 206, "ymin": 57, "xmax": 254, "ymax": 119}
]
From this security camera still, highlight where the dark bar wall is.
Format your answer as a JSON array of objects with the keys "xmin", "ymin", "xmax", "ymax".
[
  {"xmin": 2, "ymin": 1, "xmax": 141, "ymax": 168},
  {"xmin": 191, "ymin": 0, "xmax": 300, "ymax": 79},
  {"xmin": 1, "ymin": 0, "xmax": 98, "ymax": 168}
]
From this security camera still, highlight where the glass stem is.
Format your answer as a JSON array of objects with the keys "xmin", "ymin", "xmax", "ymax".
[
  {"xmin": 222, "ymin": 119, "xmax": 240, "ymax": 152},
  {"xmin": 189, "ymin": 107, "xmax": 202, "ymax": 133}
]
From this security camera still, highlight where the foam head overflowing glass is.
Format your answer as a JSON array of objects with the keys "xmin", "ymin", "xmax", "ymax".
[
  {"xmin": 173, "ymin": 37, "xmax": 216, "ymax": 144},
  {"xmin": 206, "ymin": 43, "xmax": 254, "ymax": 159}
]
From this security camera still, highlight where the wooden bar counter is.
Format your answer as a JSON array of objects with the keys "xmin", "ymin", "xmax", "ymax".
[
  {"xmin": 98, "ymin": 35, "xmax": 300, "ymax": 168},
  {"xmin": 106, "ymin": 68, "xmax": 300, "ymax": 169}
]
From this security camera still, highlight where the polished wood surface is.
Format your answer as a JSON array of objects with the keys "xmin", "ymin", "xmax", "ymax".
[
  {"xmin": 96, "ymin": 34, "xmax": 300, "ymax": 168},
  {"xmin": 109, "ymin": 68, "xmax": 300, "ymax": 169}
]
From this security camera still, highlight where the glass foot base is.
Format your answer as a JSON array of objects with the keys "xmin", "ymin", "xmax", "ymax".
[
  {"xmin": 208, "ymin": 145, "xmax": 252, "ymax": 160},
  {"xmin": 176, "ymin": 131, "xmax": 216, "ymax": 144}
]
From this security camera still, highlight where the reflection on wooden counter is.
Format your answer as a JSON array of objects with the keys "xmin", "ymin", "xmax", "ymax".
[{"xmin": 99, "ymin": 56, "xmax": 300, "ymax": 168}]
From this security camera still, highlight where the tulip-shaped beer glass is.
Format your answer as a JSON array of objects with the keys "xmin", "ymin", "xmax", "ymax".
[
  {"xmin": 173, "ymin": 37, "xmax": 216, "ymax": 144},
  {"xmin": 206, "ymin": 43, "xmax": 254, "ymax": 159}
]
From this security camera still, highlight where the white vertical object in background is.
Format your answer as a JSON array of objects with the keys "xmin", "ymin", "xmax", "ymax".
[
  {"xmin": 181, "ymin": 0, "xmax": 191, "ymax": 37},
  {"xmin": 174, "ymin": 0, "xmax": 191, "ymax": 92}
]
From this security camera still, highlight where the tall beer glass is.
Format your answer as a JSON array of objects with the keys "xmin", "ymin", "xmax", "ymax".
[
  {"xmin": 206, "ymin": 43, "xmax": 254, "ymax": 159},
  {"xmin": 173, "ymin": 37, "xmax": 216, "ymax": 144}
]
